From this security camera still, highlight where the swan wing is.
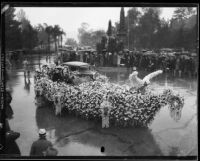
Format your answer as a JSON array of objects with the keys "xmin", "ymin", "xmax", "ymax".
[
  {"xmin": 129, "ymin": 73, "xmax": 143, "ymax": 86},
  {"xmin": 143, "ymin": 70, "xmax": 163, "ymax": 82}
]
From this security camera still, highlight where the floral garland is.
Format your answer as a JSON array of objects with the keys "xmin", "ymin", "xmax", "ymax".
[{"xmin": 162, "ymin": 89, "xmax": 184, "ymax": 121}]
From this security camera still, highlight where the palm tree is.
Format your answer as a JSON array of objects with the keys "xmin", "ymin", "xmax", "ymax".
[
  {"xmin": 44, "ymin": 24, "xmax": 53, "ymax": 54},
  {"xmin": 60, "ymin": 29, "xmax": 66, "ymax": 48},
  {"xmin": 36, "ymin": 24, "xmax": 46, "ymax": 49},
  {"xmin": 52, "ymin": 25, "xmax": 61, "ymax": 52}
]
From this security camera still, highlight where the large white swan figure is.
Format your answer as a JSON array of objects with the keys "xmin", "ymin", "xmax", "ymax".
[{"xmin": 129, "ymin": 69, "xmax": 163, "ymax": 88}]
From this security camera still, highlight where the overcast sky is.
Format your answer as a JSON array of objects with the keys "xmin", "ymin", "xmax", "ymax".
[{"xmin": 15, "ymin": 7, "xmax": 176, "ymax": 42}]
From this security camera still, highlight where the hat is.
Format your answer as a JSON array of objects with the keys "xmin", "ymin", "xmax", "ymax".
[{"xmin": 39, "ymin": 129, "xmax": 46, "ymax": 135}]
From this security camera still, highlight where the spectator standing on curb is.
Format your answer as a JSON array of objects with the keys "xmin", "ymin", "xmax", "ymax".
[{"xmin": 30, "ymin": 129, "xmax": 56, "ymax": 156}]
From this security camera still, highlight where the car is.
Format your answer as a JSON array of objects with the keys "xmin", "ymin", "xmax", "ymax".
[{"xmin": 61, "ymin": 61, "xmax": 97, "ymax": 80}]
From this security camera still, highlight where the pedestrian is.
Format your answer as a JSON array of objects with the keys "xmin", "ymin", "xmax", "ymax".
[
  {"xmin": 24, "ymin": 75, "xmax": 31, "ymax": 93},
  {"xmin": 194, "ymin": 58, "xmax": 198, "ymax": 77},
  {"xmin": 85, "ymin": 52, "xmax": 89, "ymax": 63},
  {"xmin": 188, "ymin": 57, "xmax": 194, "ymax": 78},
  {"xmin": 6, "ymin": 58, "xmax": 12, "ymax": 70},
  {"xmin": 104, "ymin": 52, "xmax": 108, "ymax": 66},
  {"xmin": 30, "ymin": 129, "xmax": 53, "ymax": 156},
  {"xmin": 117, "ymin": 53, "xmax": 121, "ymax": 67},
  {"xmin": 90, "ymin": 52, "xmax": 94, "ymax": 65},
  {"xmin": 130, "ymin": 52, "xmax": 134, "ymax": 68},
  {"xmin": 54, "ymin": 56, "xmax": 59, "ymax": 66},
  {"xmin": 113, "ymin": 52, "xmax": 118, "ymax": 67},
  {"xmin": 174, "ymin": 57, "xmax": 180, "ymax": 77},
  {"xmin": 179, "ymin": 57, "xmax": 185, "ymax": 77},
  {"xmin": 100, "ymin": 53, "xmax": 104, "ymax": 66},
  {"xmin": 3, "ymin": 90, "xmax": 21, "ymax": 155},
  {"xmin": 23, "ymin": 58, "xmax": 30, "ymax": 77},
  {"xmin": 80, "ymin": 52, "xmax": 83, "ymax": 62},
  {"xmin": 100, "ymin": 95, "xmax": 112, "ymax": 128},
  {"xmin": 58, "ymin": 51, "xmax": 63, "ymax": 64},
  {"xmin": 6, "ymin": 91, "xmax": 14, "ymax": 120},
  {"xmin": 170, "ymin": 57, "xmax": 176, "ymax": 77},
  {"xmin": 95, "ymin": 53, "xmax": 99, "ymax": 67}
]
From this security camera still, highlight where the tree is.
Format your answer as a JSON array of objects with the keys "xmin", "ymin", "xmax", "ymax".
[
  {"xmin": 107, "ymin": 37, "xmax": 117, "ymax": 53},
  {"xmin": 113, "ymin": 22, "xmax": 119, "ymax": 36},
  {"xmin": 117, "ymin": 7, "xmax": 127, "ymax": 48},
  {"xmin": 91, "ymin": 30, "xmax": 106, "ymax": 48},
  {"xmin": 96, "ymin": 36, "xmax": 107, "ymax": 54},
  {"xmin": 107, "ymin": 20, "xmax": 112, "ymax": 36},
  {"xmin": 170, "ymin": 7, "xmax": 197, "ymax": 50},
  {"xmin": 100, "ymin": 36, "xmax": 108, "ymax": 50},
  {"xmin": 44, "ymin": 24, "xmax": 53, "ymax": 53},
  {"xmin": 125, "ymin": 7, "xmax": 141, "ymax": 49},
  {"xmin": 119, "ymin": 7, "xmax": 126, "ymax": 34},
  {"xmin": 138, "ymin": 7, "xmax": 161, "ymax": 49},
  {"xmin": 52, "ymin": 25, "xmax": 62, "ymax": 52},
  {"xmin": 78, "ymin": 23, "xmax": 106, "ymax": 48},
  {"xmin": 59, "ymin": 29, "xmax": 66, "ymax": 48},
  {"xmin": 16, "ymin": 9, "xmax": 29, "ymax": 30},
  {"xmin": 173, "ymin": 7, "xmax": 196, "ymax": 21},
  {"xmin": 153, "ymin": 19, "xmax": 171, "ymax": 48},
  {"xmin": 78, "ymin": 22, "xmax": 90, "ymax": 46},
  {"xmin": 21, "ymin": 23, "xmax": 38, "ymax": 50},
  {"xmin": 16, "ymin": 9, "xmax": 38, "ymax": 50},
  {"xmin": 5, "ymin": 7, "xmax": 22, "ymax": 50},
  {"xmin": 65, "ymin": 38, "xmax": 78, "ymax": 47},
  {"xmin": 36, "ymin": 23, "xmax": 48, "ymax": 49}
]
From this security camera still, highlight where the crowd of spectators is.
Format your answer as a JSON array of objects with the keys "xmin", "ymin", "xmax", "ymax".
[{"xmin": 57, "ymin": 49, "xmax": 198, "ymax": 78}]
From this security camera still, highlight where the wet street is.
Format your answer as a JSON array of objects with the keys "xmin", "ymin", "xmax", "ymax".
[{"xmin": 7, "ymin": 55, "xmax": 197, "ymax": 156}]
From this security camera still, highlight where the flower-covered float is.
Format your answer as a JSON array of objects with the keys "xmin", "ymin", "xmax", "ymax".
[{"xmin": 34, "ymin": 63, "xmax": 184, "ymax": 127}]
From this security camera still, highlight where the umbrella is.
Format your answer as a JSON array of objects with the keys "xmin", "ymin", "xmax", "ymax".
[
  {"xmin": 181, "ymin": 55, "xmax": 190, "ymax": 59},
  {"xmin": 142, "ymin": 49, "xmax": 147, "ymax": 52},
  {"xmin": 143, "ymin": 52, "xmax": 156, "ymax": 56},
  {"xmin": 167, "ymin": 52, "xmax": 176, "ymax": 57},
  {"xmin": 191, "ymin": 53, "xmax": 197, "ymax": 57},
  {"xmin": 123, "ymin": 49, "xmax": 129, "ymax": 52},
  {"xmin": 174, "ymin": 52, "xmax": 182, "ymax": 56}
]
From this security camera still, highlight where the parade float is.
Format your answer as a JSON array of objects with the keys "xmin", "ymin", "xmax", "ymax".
[{"xmin": 34, "ymin": 62, "xmax": 184, "ymax": 127}]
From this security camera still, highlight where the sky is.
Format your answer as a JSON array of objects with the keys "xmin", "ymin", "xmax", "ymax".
[{"xmin": 15, "ymin": 7, "xmax": 176, "ymax": 42}]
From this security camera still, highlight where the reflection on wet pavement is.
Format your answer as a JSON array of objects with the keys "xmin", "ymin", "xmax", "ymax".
[{"xmin": 7, "ymin": 55, "xmax": 197, "ymax": 156}]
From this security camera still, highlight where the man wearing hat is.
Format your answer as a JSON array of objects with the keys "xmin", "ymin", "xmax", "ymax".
[{"xmin": 30, "ymin": 129, "xmax": 53, "ymax": 156}]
